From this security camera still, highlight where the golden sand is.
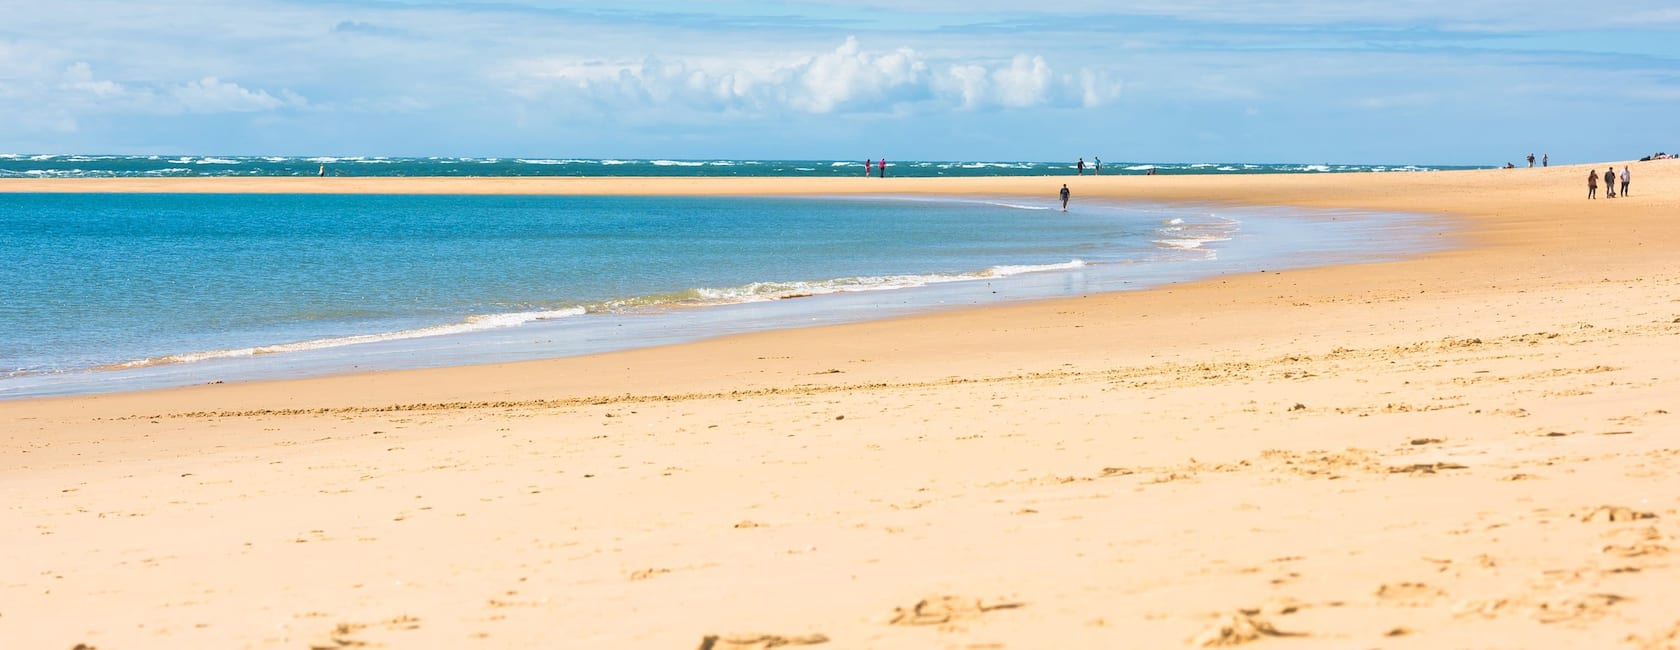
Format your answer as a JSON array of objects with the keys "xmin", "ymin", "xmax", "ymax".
[{"xmin": 4, "ymin": 161, "xmax": 1679, "ymax": 648}]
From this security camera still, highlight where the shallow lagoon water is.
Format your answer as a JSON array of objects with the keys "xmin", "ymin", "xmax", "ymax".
[{"xmin": 0, "ymin": 193, "xmax": 1443, "ymax": 398}]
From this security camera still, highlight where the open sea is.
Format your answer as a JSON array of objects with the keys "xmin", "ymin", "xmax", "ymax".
[
  {"xmin": 0, "ymin": 154, "xmax": 1476, "ymax": 179},
  {"xmin": 1, "ymin": 155, "xmax": 1458, "ymax": 398}
]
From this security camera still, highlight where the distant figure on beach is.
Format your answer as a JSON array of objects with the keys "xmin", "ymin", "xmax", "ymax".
[
  {"xmin": 1605, "ymin": 167, "xmax": 1617, "ymax": 198},
  {"xmin": 879, "ymin": 158, "xmax": 886, "ymax": 178},
  {"xmin": 1542, "ymin": 153, "xmax": 1548, "ymax": 167},
  {"xmin": 1147, "ymin": 166, "xmax": 1157, "ymax": 176},
  {"xmin": 1526, "ymin": 153, "xmax": 1535, "ymax": 167},
  {"xmin": 1587, "ymin": 168, "xmax": 1598, "ymax": 199},
  {"xmin": 1077, "ymin": 158, "xmax": 1085, "ymax": 175},
  {"xmin": 1620, "ymin": 166, "xmax": 1631, "ymax": 196},
  {"xmin": 1094, "ymin": 156, "xmax": 1101, "ymax": 175},
  {"xmin": 317, "ymin": 164, "xmax": 325, "ymax": 177},
  {"xmin": 1059, "ymin": 184, "xmax": 1070, "ymax": 211},
  {"xmin": 865, "ymin": 159, "xmax": 873, "ymax": 176},
  {"xmin": 1504, "ymin": 162, "xmax": 1515, "ymax": 169}
]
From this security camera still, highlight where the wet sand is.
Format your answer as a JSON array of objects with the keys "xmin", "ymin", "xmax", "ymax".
[{"xmin": 4, "ymin": 161, "xmax": 1680, "ymax": 648}]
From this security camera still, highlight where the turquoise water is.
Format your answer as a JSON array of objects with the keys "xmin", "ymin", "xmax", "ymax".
[{"xmin": 1, "ymin": 192, "xmax": 1442, "ymax": 398}]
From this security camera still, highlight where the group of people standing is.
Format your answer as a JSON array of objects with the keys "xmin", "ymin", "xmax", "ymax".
[
  {"xmin": 863, "ymin": 158, "xmax": 887, "ymax": 177},
  {"xmin": 1076, "ymin": 157, "xmax": 1102, "ymax": 175},
  {"xmin": 1587, "ymin": 165, "xmax": 1631, "ymax": 199}
]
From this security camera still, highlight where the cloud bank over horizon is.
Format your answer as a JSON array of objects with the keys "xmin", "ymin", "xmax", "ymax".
[
  {"xmin": 0, "ymin": 1, "xmax": 1674, "ymax": 164},
  {"xmin": 504, "ymin": 37, "xmax": 1120, "ymax": 116}
]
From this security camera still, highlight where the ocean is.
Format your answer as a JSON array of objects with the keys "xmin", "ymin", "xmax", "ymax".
[
  {"xmin": 0, "ymin": 154, "xmax": 1474, "ymax": 179},
  {"xmin": 0, "ymin": 156, "xmax": 1454, "ymax": 399}
]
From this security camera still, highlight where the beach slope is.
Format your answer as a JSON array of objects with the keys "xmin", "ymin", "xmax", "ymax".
[{"xmin": 4, "ymin": 161, "xmax": 1680, "ymax": 648}]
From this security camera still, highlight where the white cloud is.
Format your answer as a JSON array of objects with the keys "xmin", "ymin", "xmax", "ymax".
[
  {"xmin": 63, "ymin": 62, "xmax": 124, "ymax": 98},
  {"xmin": 47, "ymin": 63, "xmax": 307, "ymax": 116},
  {"xmin": 791, "ymin": 37, "xmax": 930, "ymax": 112},
  {"xmin": 1077, "ymin": 68, "xmax": 1123, "ymax": 108},
  {"xmin": 171, "ymin": 77, "xmax": 303, "ymax": 113},
  {"xmin": 990, "ymin": 55, "xmax": 1052, "ymax": 108},
  {"xmin": 507, "ymin": 37, "xmax": 1122, "ymax": 116}
]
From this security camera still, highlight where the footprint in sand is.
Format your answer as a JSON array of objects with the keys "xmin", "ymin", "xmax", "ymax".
[
  {"xmin": 1189, "ymin": 610, "xmax": 1307, "ymax": 647},
  {"xmin": 1600, "ymin": 525, "xmax": 1672, "ymax": 557},
  {"xmin": 1375, "ymin": 582, "xmax": 1446, "ymax": 607},
  {"xmin": 1386, "ymin": 462, "xmax": 1468, "ymax": 475},
  {"xmin": 696, "ymin": 633, "xmax": 830, "ymax": 649},
  {"xmin": 1576, "ymin": 505, "xmax": 1657, "ymax": 523},
  {"xmin": 1533, "ymin": 593, "xmax": 1628, "ymax": 623},
  {"xmin": 887, "ymin": 595, "xmax": 1025, "ymax": 626},
  {"xmin": 1624, "ymin": 619, "xmax": 1680, "ymax": 650}
]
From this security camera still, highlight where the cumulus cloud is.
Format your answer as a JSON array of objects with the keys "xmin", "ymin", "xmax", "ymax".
[
  {"xmin": 791, "ymin": 37, "xmax": 930, "ymax": 112},
  {"xmin": 171, "ymin": 77, "xmax": 302, "ymax": 113},
  {"xmin": 50, "ymin": 63, "xmax": 307, "ymax": 115},
  {"xmin": 508, "ymin": 37, "xmax": 1121, "ymax": 116}
]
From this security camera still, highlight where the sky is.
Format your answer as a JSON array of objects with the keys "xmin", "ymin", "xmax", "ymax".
[{"xmin": 1, "ymin": 1, "xmax": 1676, "ymax": 164}]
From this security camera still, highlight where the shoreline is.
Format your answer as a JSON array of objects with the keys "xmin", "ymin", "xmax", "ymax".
[
  {"xmin": 5, "ymin": 162, "xmax": 1680, "ymax": 648},
  {"xmin": 1, "ymin": 193, "xmax": 1440, "ymax": 400}
]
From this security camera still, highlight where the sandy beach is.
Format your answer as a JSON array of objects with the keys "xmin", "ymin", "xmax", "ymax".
[{"xmin": 5, "ymin": 161, "xmax": 1680, "ymax": 649}]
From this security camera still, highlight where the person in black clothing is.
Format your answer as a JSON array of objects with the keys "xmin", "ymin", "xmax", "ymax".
[{"xmin": 1059, "ymin": 183, "xmax": 1070, "ymax": 211}]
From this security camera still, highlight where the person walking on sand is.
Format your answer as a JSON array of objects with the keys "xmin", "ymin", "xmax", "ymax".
[
  {"xmin": 1059, "ymin": 183, "xmax": 1070, "ymax": 211},
  {"xmin": 865, "ymin": 159, "xmax": 872, "ymax": 176},
  {"xmin": 1620, "ymin": 166, "xmax": 1631, "ymax": 197},
  {"xmin": 318, "ymin": 164, "xmax": 325, "ymax": 177},
  {"xmin": 1587, "ymin": 168, "xmax": 1598, "ymax": 199},
  {"xmin": 1077, "ymin": 157, "xmax": 1085, "ymax": 175},
  {"xmin": 1605, "ymin": 167, "xmax": 1617, "ymax": 198},
  {"xmin": 879, "ymin": 158, "xmax": 886, "ymax": 178},
  {"xmin": 1094, "ymin": 156, "xmax": 1101, "ymax": 175},
  {"xmin": 1527, "ymin": 153, "xmax": 1535, "ymax": 167},
  {"xmin": 1542, "ymin": 153, "xmax": 1548, "ymax": 167}
]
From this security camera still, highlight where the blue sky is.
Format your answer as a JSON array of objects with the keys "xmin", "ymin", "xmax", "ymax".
[{"xmin": 2, "ymin": 1, "xmax": 1676, "ymax": 164}]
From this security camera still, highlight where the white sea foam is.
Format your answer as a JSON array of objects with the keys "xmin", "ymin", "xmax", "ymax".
[
  {"xmin": 984, "ymin": 201, "xmax": 1052, "ymax": 211},
  {"xmin": 651, "ymin": 160, "xmax": 704, "ymax": 167},
  {"xmin": 603, "ymin": 260, "xmax": 1090, "ymax": 312},
  {"xmin": 108, "ymin": 307, "xmax": 587, "ymax": 370},
  {"xmin": 1155, "ymin": 238, "xmax": 1220, "ymax": 250},
  {"xmin": 600, "ymin": 159, "xmax": 632, "ymax": 165},
  {"xmin": 985, "ymin": 260, "xmax": 1088, "ymax": 276}
]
